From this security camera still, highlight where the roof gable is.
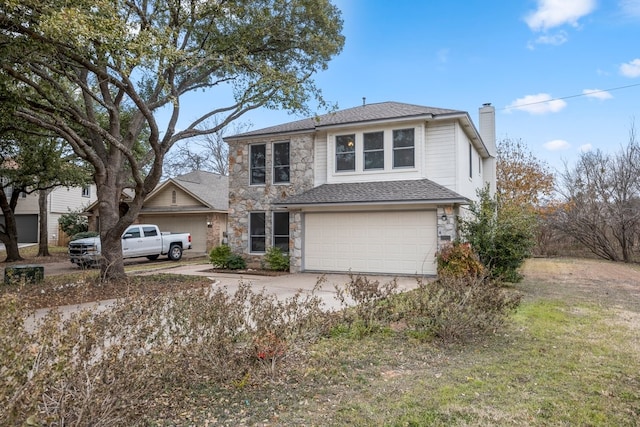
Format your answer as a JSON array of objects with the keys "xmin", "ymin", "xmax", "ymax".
[{"xmin": 146, "ymin": 170, "xmax": 229, "ymax": 210}]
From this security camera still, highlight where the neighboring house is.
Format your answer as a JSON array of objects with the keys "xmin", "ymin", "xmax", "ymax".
[
  {"xmin": 224, "ymin": 101, "xmax": 496, "ymax": 276},
  {"xmin": 0, "ymin": 184, "xmax": 97, "ymax": 244},
  {"xmin": 84, "ymin": 171, "xmax": 228, "ymax": 255}
]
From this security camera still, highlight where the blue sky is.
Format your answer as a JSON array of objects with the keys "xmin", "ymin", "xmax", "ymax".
[{"xmin": 175, "ymin": 0, "xmax": 640, "ymax": 172}]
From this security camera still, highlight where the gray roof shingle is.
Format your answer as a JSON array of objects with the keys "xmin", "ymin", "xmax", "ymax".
[
  {"xmin": 173, "ymin": 170, "xmax": 229, "ymax": 210},
  {"xmin": 275, "ymin": 179, "xmax": 468, "ymax": 206},
  {"xmin": 228, "ymin": 102, "xmax": 464, "ymax": 139}
]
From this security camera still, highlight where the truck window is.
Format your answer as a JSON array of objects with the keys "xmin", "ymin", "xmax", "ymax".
[
  {"xmin": 125, "ymin": 227, "xmax": 141, "ymax": 238},
  {"xmin": 143, "ymin": 226, "xmax": 158, "ymax": 237}
]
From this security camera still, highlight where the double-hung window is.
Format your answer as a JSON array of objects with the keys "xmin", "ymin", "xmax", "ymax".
[
  {"xmin": 250, "ymin": 144, "xmax": 266, "ymax": 185},
  {"xmin": 272, "ymin": 212, "xmax": 290, "ymax": 253},
  {"xmin": 392, "ymin": 128, "xmax": 415, "ymax": 168},
  {"xmin": 363, "ymin": 131, "xmax": 384, "ymax": 170},
  {"xmin": 336, "ymin": 134, "xmax": 356, "ymax": 172},
  {"xmin": 273, "ymin": 142, "xmax": 290, "ymax": 183},
  {"xmin": 250, "ymin": 212, "xmax": 266, "ymax": 252}
]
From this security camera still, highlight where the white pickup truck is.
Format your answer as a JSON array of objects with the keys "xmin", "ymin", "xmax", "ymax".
[{"xmin": 68, "ymin": 224, "xmax": 192, "ymax": 267}]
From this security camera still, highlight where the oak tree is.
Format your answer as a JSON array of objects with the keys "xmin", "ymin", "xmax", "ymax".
[{"xmin": 0, "ymin": 0, "xmax": 344, "ymax": 280}]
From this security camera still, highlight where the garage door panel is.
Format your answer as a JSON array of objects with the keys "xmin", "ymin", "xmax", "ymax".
[
  {"xmin": 304, "ymin": 211, "xmax": 437, "ymax": 275},
  {"xmin": 148, "ymin": 215, "xmax": 207, "ymax": 254}
]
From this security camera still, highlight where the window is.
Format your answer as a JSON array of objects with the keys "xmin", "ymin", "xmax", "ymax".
[
  {"xmin": 363, "ymin": 131, "xmax": 384, "ymax": 170},
  {"xmin": 250, "ymin": 144, "xmax": 266, "ymax": 185},
  {"xmin": 393, "ymin": 128, "xmax": 415, "ymax": 168},
  {"xmin": 81, "ymin": 186, "xmax": 90, "ymax": 197},
  {"xmin": 125, "ymin": 227, "xmax": 141, "ymax": 238},
  {"xmin": 469, "ymin": 143, "xmax": 473, "ymax": 178},
  {"xmin": 143, "ymin": 226, "xmax": 158, "ymax": 237},
  {"xmin": 171, "ymin": 190, "xmax": 177, "ymax": 204},
  {"xmin": 250, "ymin": 212, "xmax": 266, "ymax": 252},
  {"xmin": 273, "ymin": 212, "xmax": 290, "ymax": 253},
  {"xmin": 273, "ymin": 141, "xmax": 290, "ymax": 183},
  {"xmin": 336, "ymin": 134, "xmax": 356, "ymax": 171}
]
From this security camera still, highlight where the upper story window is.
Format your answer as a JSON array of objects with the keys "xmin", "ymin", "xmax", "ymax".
[
  {"xmin": 273, "ymin": 141, "xmax": 290, "ymax": 183},
  {"xmin": 393, "ymin": 128, "xmax": 415, "ymax": 168},
  {"xmin": 171, "ymin": 190, "xmax": 177, "ymax": 204},
  {"xmin": 81, "ymin": 186, "xmax": 90, "ymax": 198},
  {"xmin": 250, "ymin": 144, "xmax": 266, "ymax": 185},
  {"xmin": 363, "ymin": 131, "xmax": 384, "ymax": 170},
  {"xmin": 336, "ymin": 134, "xmax": 356, "ymax": 172}
]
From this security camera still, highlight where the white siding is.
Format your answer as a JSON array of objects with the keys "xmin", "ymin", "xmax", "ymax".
[
  {"xmin": 48, "ymin": 185, "xmax": 97, "ymax": 244},
  {"xmin": 314, "ymin": 133, "xmax": 328, "ymax": 186},
  {"xmin": 455, "ymin": 124, "xmax": 484, "ymax": 201},
  {"xmin": 325, "ymin": 121, "xmax": 425, "ymax": 184},
  {"xmin": 425, "ymin": 121, "xmax": 456, "ymax": 189}
]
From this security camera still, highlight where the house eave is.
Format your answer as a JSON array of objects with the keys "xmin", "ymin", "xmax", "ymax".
[{"xmin": 274, "ymin": 198, "xmax": 469, "ymax": 210}]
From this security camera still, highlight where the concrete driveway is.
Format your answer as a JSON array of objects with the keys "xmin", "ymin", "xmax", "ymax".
[
  {"xmin": 147, "ymin": 263, "xmax": 424, "ymax": 312},
  {"xmin": 24, "ymin": 261, "xmax": 426, "ymax": 330}
]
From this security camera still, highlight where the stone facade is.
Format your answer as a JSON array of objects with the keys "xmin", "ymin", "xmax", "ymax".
[
  {"xmin": 436, "ymin": 205, "xmax": 458, "ymax": 251},
  {"xmin": 227, "ymin": 134, "xmax": 315, "ymax": 270}
]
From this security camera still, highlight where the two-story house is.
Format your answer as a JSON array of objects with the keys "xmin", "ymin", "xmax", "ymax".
[
  {"xmin": 0, "ymin": 184, "xmax": 97, "ymax": 244},
  {"xmin": 225, "ymin": 101, "xmax": 496, "ymax": 276}
]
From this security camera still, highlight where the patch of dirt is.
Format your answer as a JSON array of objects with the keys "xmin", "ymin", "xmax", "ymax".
[{"xmin": 517, "ymin": 257, "xmax": 640, "ymax": 312}]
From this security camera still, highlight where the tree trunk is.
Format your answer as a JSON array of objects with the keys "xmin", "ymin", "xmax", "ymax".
[
  {"xmin": 97, "ymin": 181, "xmax": 127, "ymax": 282},
  {"xmin": 0, "ymin": 188, "xmax": 23, "ymax": 262},
  {"xmin": 37, "ymin": 189, "xmax": 50, "ymax": 257}
]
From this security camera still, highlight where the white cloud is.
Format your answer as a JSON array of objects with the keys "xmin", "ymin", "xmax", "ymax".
[
  {"xmin": 620, "ymin": 58, "xmax": 640, "ymax": 77},
  {"xmin": 526, "ymin": 0, "xmax": 596, "ymax": 31},
  {"xmin": 533, "ymin": 31, "xmax": 568, "ymax": 46},
  {"xmin": 619, "ymin": 0, "xmax": 640, "ymax": 17},
  {"xmin": 579, "ymin": 143, "xmax": 593, "ymax": 153},
  {"xmin": 506, "ymin": 93, "xmax": 567, "ymax": 114},
  {"xmin": 544, "ymin": 139, "xmax": 571, "ymax": 151},
  {"xmin": 582, "ymin": 89, "xmax": 613, "ymax": 100}
]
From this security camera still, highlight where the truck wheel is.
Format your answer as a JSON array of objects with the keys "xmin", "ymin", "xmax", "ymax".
[
  {"xmin": 146, "ymin": 254, "xmax": 160, "ymax": 261},
  {"xmin": 168, "ymin": 244, "xmax": 183, "ymax": 261}
]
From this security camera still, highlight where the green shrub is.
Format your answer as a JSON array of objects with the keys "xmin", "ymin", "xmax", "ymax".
[
  {"xmin": 209, "ymin": 245, "xmax": 246, "ymax": 269},
  {"xmin": 263, "ymin": 246, "xmax": 290, "ymax": 271},
  {"xmin": 458, "ymin": 186, "xmax": 536, "ymax": 282},
  {"xmin": 209, "ymin": 244, "xmax": 232, "ymax": 268},
  {"xmin": 58, "ymin": 210, "xmax": 88, "ymax": 237},
  {"xmin": 437, "ymin": 242, "xmax": 485, "ymax": 278},
  {"xmin": 227, "ymin": 254, "xmax": 247, "ymax": 270}
]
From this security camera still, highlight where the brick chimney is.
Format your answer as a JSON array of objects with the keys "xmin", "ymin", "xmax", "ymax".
[{"xmin": 479, "ymin": 103, "xmax": 496, "ymax": 196}]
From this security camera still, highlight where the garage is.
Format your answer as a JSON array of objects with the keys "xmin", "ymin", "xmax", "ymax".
[
  {"xmin": 0, "ymin": 214, "xmax": 38, "ymax": 243},
  {"xmin": 147, "ymin": 215, "xmax": 208, "ymax": 255},
  {"xmin": 303, "ymin": 210, "xmax": 437, "ymax": 275}
]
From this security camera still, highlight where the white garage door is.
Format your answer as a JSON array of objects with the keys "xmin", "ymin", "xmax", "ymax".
[
  {"xmin": 304, "ymin": 211, "xmax": 437, "ymax": 275},
  {"xmin": 148, "ymin": 215, "xmax": 207, "ymax": 254}
]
